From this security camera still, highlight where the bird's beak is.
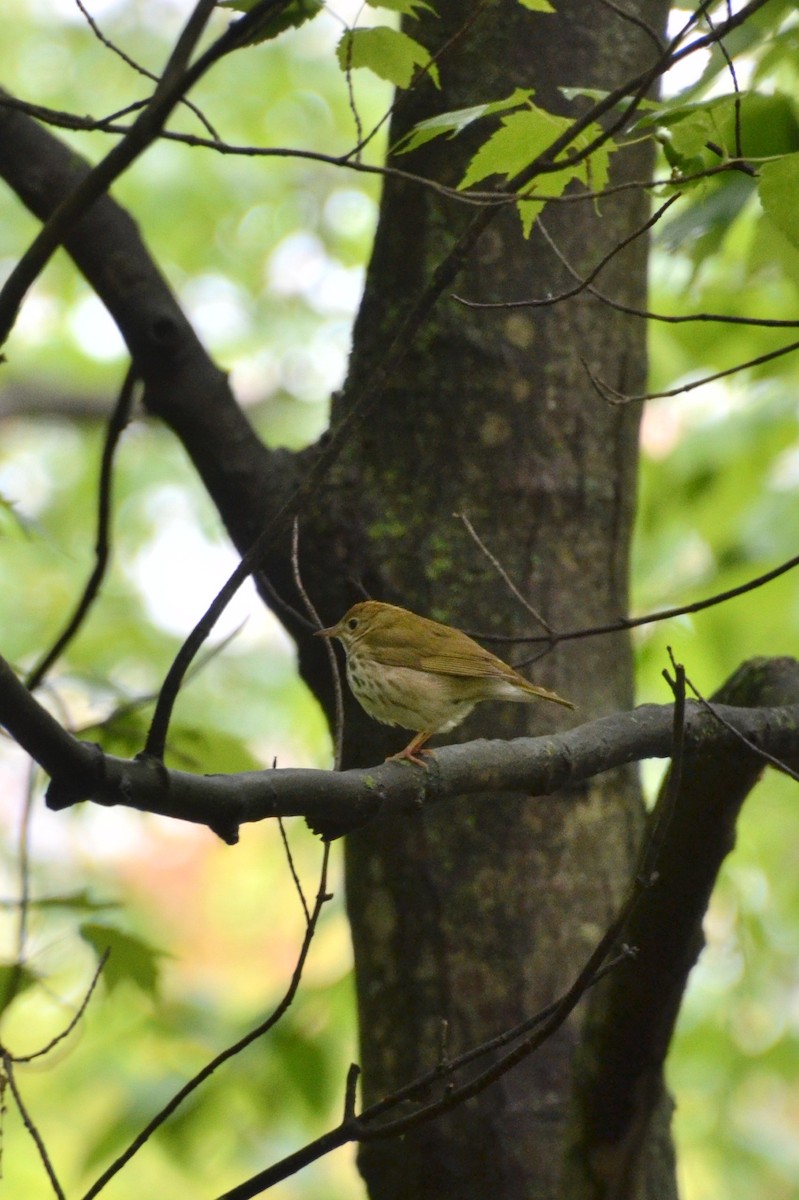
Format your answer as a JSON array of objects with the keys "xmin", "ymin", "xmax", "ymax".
[{"xmin": 315, "ymin": 624, "xmax": 337, "ymax": 639}]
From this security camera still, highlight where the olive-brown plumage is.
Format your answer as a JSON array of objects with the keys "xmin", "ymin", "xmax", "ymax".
[{"xmin": 316, "ymin": 600, "xmax": 575, "ymax": 762}]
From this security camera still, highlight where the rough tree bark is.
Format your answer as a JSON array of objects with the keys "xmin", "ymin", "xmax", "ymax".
[
  {"xmin": 302, "ymin": 2, "xmax": 674, "ymax": 1198},
  {"xmin": 5, "ymin": 4, "xmax": 790, "ymax": 1199}
]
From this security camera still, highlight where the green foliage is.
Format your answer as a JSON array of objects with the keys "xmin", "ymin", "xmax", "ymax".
[
  {"xmin": 218, "ymin": 0, "xmax": 323, "ymax": 46},
  {"xmin": 394, "ymin": 87, "xmax": 535, "ymax": 153},
  {"xmin": 633, "ymin": 49, "xmax": 799, "ymax": 1200},
  {"xmin": 0, "ymin": 962, "xmax": 38, "ymax": 1016},
  {"xmin": 759, "ymin": 153, "xmax": 799, "ymax": 253},
  {"xmin": 337, "ymin": 26, "xmax": 440, "ymax": 89},
  {"xmin": 365, "ymin": 0, "xmax": 437, "ymax": 15},
  {"xmin": 460, "ymin": 103, "xmax": 614, "ymax": 234},
  {"xmin": 1, "ymin": 1, "xmax": 799, "ymax": 1198},
  {"xmin": 22, "ymin": 888, "xmax": 119, "ymax": 912},
  {"xmin": 398, "ymin": 81, "xmax": 614, "ymax": 234},
  {"xmin": 80, "ymin": 922, "xmax": 166, "ymax": 996}
]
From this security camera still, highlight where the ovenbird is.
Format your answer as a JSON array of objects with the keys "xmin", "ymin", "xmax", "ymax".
[{"xmin": 316, "ymin": 600, "xmax": 575, "ymax": 763}]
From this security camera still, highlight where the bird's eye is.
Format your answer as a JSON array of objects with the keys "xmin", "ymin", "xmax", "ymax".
[{"xmin": 346, "ymin": 617, "xmax": 359, "ymax": 631}]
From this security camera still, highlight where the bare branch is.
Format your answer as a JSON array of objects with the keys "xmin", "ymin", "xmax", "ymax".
[
  {"xmin": 0, "ymin": 0, "xmax": 298, "ymax": 346},
  {"xmin": 484, "ymin": 552, "xmax": 799, "ymax": 652},
  {"xmin": 453, "ymin": 195, "xmax": 681, "ymax": 311},
  {"xmin": 277, "ymin": 816, "xmax": 311, "ymax": 926},
  {"xmin": 11, "ymin": 950, "xmax": 109, "ymax": 1065},
  {"xmin": 1, "ymin": 1053, "xmax": 66, "ymax": 1200},
  {"xmin": 26, "ymin": 365, "xmax": 138, "ymax": 691},
  {"xmin": 80, "ymin": 842, "xmax": 332, "ymax": 1200},
  {"xmin": 0, "ymin": 640, "xmax": 778, "ymax": 835},
  {"xmin": 586, "ymin": 336, "xmax": 799, "ymax": 404},
  {"xmin": 532, "ymin": 215, "xmax": 799, "ymax": 330},
  {"xmin": 73, "ymin": 0, "xmax": 220, "ymax": 138},
  {"xmin": 291, "ymin": 518, "xmax": 344, "ymax": 770},
  {"xmin": 212, "ymin": 670, "xmax": 688, "ymax": 1197},
  {"xmin": 455, "ymin": 511, "xmax": 552, "ymax": 635}
]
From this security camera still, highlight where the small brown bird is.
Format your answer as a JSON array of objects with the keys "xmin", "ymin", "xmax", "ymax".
[{"xmin": 316, "ymin": 600, "xmax": 575, "ymax": 763}]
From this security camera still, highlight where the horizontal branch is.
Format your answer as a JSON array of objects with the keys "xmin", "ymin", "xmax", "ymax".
[{"xmin": 0, "ymin": 649, "xmax": 795, "ymax": 841}]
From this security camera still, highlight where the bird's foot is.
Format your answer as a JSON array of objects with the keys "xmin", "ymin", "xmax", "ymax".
[{"xmin": 385, "ymin": 747, "xmax": 431, "ymax": 767}]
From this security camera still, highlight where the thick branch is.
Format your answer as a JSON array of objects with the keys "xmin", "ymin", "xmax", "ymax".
[
  {"xmin": 0, "ymin": 649, "xmax": 794, "ymax": 839},
  {"xmin": 565, "ymin": 655, "xmax": 799, "ymax": 1199}
]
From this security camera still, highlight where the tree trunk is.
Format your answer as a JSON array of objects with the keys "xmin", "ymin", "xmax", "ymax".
[{"xmin": 317, "ymin": 1, "xmax": 674, "ymax": 1196}]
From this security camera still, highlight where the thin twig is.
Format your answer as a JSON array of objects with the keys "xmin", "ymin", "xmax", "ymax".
[
  {"xmin": 341, "ymin": 15, "xmax": 363, "ymax": 160},
  {"xmin": 455, "ymin": 512, "xmax": 552, "ymax": 636},
  {"xmin": 26, "ymin": 365, "xmax": 138, "ymax": 691},
  {"xmin": 584, "ymin": 336, "xmax": 799, "ymax": 405},
  {"xmin": 703, "ymin": 1, "xmax": 742, "ymax": 160},
  {"xmin": 12, "ymin": 950, "xmax": 110, "ymax": 1064},
  {"xmin": 532, "ymin": 216, "xmax": 799, "ymax": 329},
  {"xmin": 143, "ymin": 0, "xmax": 771, "ymax": 761},
  {"xmin": 684, "ymin": 671, "xmax": 799, "ymax": 783},
  {"xmin": 453, "ymin": 195, "xmax": 681, "ymax": 311},
  {"xmin": 1, "ymin": 1053, "xmax": 66, "ymax": 1200},
  {"xmin": 81, "ymin": 841, "xmax": 332, "ymax": 1200},
  {"xmin": 254, "ymin": 570, "xmax": 317, "ymax": 631},
  {"xmin": 484, "ymin": 551, "xmax": 799, "ymax": 650},
  {"xmin": 277, "ymin": 816, "xmax": 310, "ymax": 925},
  {"xmin": 15, "ymin": 762, "xmax": 36, "ymax": 966},
  {"xmin": 595, "ymin": 0, "xmax": 665, "ymax": 51},
  {"xmin": 341, "ymin": 1, "xmax": 493, "ymax": 166},
  {"xmin": 290, "ymin": 518, "xmax": 344, "ymax": 770},
  {"xmin": 74, "ymin": 0, "xmax": 220, "ymax": 138},
  {"xmin": 0, "ymin": 0, "xmax": 297, "ymax": 346},
  {"xmin": 643, "ymin": 650, "xmax": 687, "ymax": 875}
]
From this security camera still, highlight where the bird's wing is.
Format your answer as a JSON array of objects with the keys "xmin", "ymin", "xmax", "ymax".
[
  {"xmin": 363, "ymin": 618, "xmax": 482, "ymax": 670},
  {"xmin": 368, "ymin": 628, "xmax": 515, "ymax": 680},
  {"xmin": 368, "ymin": 628, "xmax": 574, "ymax": 707},
  {"xmin": 419, "ymin": 650, "xmax": 517, "ymax": 679}
]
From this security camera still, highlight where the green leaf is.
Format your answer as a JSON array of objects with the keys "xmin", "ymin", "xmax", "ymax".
[
  {"xmin": 365, "ymin": 0, "xmax": 436, "ymax": 14},
  {"xmin": 394, "ymin": 87, "xmax": 535, "ymax": 154},
  {"xmin": 657, "ymin": 172, "xmax": 756, "ymax": 265},
  {"xmin": 518, "ymin": 0, "xmax": 555, "ymax": 10},
  {"xmin": 219, "ymin": 0, "xmax": 322, "ymax": 46},
  {"xmin": 80, "ymin": 923, "xmax": 167, "ymax": 997},
  {"xmin": 639, "ymin": 92, "xmax": 799, "ymax": 166},
  {"xmin": 0, "ymin": 962, "xmax": 38, "ymax": 1016},
  {"xmin": 164, "ymin": 723, "xmax": 263, "ymax": 774},
  {"xmin": 337, "ymin": 27, "xmax": 440, "ymax": 89},
  {"xmin": 16, "ymin": 889, "xmax": 118, "ymax": 913},
  {"xmin": 561, "ymin": 85, "xmax": 659, "ymax": 112},
  {"xmin": 81, "ymin": 706, "xmax": 153, "ymax": 760},
  {"xmin": 460, "ymin": 107, "xmax": 570, "ymax": 188},
  {"xmin": 460, "ymin": 105, "xmax": 615, "ymax": 235},
  {"xmin": 759, "ymin": 153, "xmax": 799, "ymax": 253}
]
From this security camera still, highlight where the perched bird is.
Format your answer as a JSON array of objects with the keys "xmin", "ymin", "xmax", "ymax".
[{"xmin": 316, "ymin": 600, "xmax": 575, "ymax": 763}]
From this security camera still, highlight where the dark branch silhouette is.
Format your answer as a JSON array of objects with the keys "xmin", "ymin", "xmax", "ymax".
[{"xmin": 25, "ymin": 366, "xmax": 138, "ymax": 690}]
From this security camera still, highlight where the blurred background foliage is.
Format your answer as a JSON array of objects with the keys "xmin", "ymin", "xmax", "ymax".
[{"xmin": 0, "ymin": 1, "xmax": 798, "ymax": 1197}]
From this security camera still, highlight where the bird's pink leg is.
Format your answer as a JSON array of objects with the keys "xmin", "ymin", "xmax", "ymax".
[{"xmin": 385, "ymin": 730, "xmax": 432, "ymax": 766}]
